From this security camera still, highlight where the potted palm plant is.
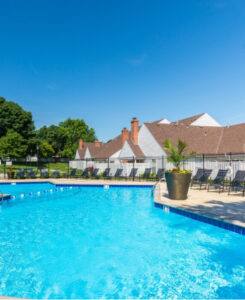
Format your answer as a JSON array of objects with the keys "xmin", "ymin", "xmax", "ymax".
[{"xmin": 164, "ymin": 139, "xmax": 192, "ymax": 200}]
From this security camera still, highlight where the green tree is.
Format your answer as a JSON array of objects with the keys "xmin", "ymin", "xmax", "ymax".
[
  {"xmin": 37, "ymin": 118, "xmax": 96, "ymax": 158},
  {"xmin": 39, "ymin": 141, "xmax": 55, "ymax": 158},
  {"xmin": 0, "ymin": 130, "xmax": 28, "ymax": 158},
  {"xmin": 36, "ymin": 125, "xmax": 67, "ymax": 154},
  {"xmin": 0, "ymin": 97, "xmax": 35, "ymax": 140}
]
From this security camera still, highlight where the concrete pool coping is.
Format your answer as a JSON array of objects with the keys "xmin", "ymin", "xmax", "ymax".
[{"xmin": 154, "ymin": 182, "xmax": 245, "ymax": 233}]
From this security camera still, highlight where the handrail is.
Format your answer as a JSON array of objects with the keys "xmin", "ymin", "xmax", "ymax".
[{"xmin": 151, "ymin": 177, "xmax": 164, "ymax": 195}]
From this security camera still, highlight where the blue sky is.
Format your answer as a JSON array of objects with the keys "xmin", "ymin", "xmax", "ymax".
[{"xmin": 0, "ymin": 0, "xmax": 245, "ymax": 141}]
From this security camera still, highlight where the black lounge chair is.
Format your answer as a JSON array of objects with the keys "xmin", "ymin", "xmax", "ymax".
[
  {"xmin": 128, "ymin": 168, "xmax": 138, "ymax": 180},
  {"xmin": 226, "ymin": 170, "xmax": 245, "ymax": 195},
  {"xmin": 26, "ymin": 168, "xmax": 36, "ymax": 179},
  {"xmin": 69, "ymin": 168, "xmax": 78, "ymax": 178},
  {"xmin": 16, "ymin": 168, "xmax": 25, "ymax": 179},
  {"xmin": 156, "ymin": 168, "xmax": 165, "ymax": 180},
  {"xmin": 114, "ymin": 168, "xmax": 123, "ymax": 179},
  {"xmin": 91, "ymin": 168, "xmax": 99, "ymax": 178},
  {"xmin": 40, "ymin": 168, "xmax": 49, "ymax": 178},
  {"xmin": 191, "ymin": 168, "xmax": 205, "ymax": 183},
  {"xmin": 103, "ymin": 168, "xmax": 111, "ymax": 178},
  {"xmin": 207, "ymin": 169, "xmax": 228, "ymax": 192},
  {"xmin": 52, "ymin": 169, "xmax": 61, "ymax": 178},
  {"xmin": 81, "ymin": 168, "xmax": 89, "ymax": 178},
  {"xmin": 191, "ymin": 169, "xmax": 212, "ymax": 189},
  {"xmin": 142, "ymin": 168, "xmax": 151, "ymax": 180}
]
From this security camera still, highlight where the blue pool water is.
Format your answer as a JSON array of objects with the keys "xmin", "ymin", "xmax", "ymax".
[{"xmin": 0, "ymin": 183, "xmax": 244, "ymax": 299}]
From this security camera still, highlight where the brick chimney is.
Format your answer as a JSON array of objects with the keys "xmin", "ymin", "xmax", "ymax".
[
  {"xmin": 121, "ymin": 128, "xmax": 129, "ymax": 146},
  {"xmin": 131, "ymin": 117, "xmax": 139, "ymax": 144},
  {"xmin": 79, "ymin": 139, "xmax": 83, "ymax": 149},
  {"xmin": 94, "ymin": 140, "xmax": 101, "ymax": 148}
]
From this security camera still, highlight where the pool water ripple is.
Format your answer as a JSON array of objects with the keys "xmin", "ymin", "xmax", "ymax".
[{"xmin": 0, "ymin": 183, "xmax": 244, "ymax": 298}]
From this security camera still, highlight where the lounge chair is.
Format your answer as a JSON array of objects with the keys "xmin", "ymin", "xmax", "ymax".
[
  {"xmin": 40, "ymin": 168, "xmax": 49, "ymax": 178},
  {"xmin": 91, "ymin": 168, "xmax": 99, "ymax": 178},
  {"xmin": 128, "ymin": 168, "xmax": 138, "ymax": 180},
  {"xmin": 103, "ymin": 168, "xmax": 111, "ymax": 178},
  {"xmin": 142, "ymin": 168, "xmax": 151, "ymax": 180},
  {"xmin": 114, "ymin": 168, "xmax": 123, "ymax": 179},
  {"xmin": 156, "ymin": 168, "xmax": 165, "ymax": 180},
  {"xmin": 52, "ymin": 169, "xmax": 61, "ymax": 178},
  {"xmin": 191, "ymin": 169, "xmax": 212, "ymax": 189},
  {"xmin": 69, "ymin": 168, "xmax": 78, "ymax": 178},
  {"xmin": 16, "ymin": 168, "xmax": 25, "ymax": 179},
  {"xmin": 191, "ymin": 168, "xmax": 205, "ymax": 183},
  {"xmin": 227, "ymin": 170, "xmax": 245, "ymax": 195},
  {"xmin": 26, "ymin": 168, "xmax": 36, "ymax": 179},
  {"xmin": 207, "ymin": 169, "xmax": 228, "ymax": 192},
  {"xmin": 81, "ymin": 168, "xmax": 89, "ymax": 178}
]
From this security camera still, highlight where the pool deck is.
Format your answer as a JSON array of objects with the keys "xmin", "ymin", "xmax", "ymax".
[{"xmin": 154, "ymin": 182, "xmax": 245, "ymax": 228}]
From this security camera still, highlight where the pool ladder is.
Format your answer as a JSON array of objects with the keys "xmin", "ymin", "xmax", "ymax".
[{"xmin": 151, "ymin": 177, "xmax": 164, "ymax": 196}]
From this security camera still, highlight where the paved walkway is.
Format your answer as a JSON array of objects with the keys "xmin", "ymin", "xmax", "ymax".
[{"xmin": 155, "ymin": 182, "xmax": 245, "ymax": 227}]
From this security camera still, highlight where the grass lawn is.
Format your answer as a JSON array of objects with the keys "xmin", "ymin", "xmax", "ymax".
[{"xmin": 0, "ymin": 162, "xmax": 70, "ymax": 176}]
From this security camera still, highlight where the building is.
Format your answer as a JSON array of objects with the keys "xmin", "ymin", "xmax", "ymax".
[{"xmin": 75, "ymin": 113, "xmax": 245, "ymax": 160}]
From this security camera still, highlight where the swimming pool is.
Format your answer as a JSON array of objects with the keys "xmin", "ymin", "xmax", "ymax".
[{"xmin": 0, "ymin": 182, "xmax": 244, "ymax": 299}]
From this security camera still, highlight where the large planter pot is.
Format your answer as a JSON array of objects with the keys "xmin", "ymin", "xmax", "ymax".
[{"xmin": 165, "ymin": 172, "xmax": 192, "ymax": 200}]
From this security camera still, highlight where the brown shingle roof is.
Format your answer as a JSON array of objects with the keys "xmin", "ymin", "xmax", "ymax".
[
  {"xmin": 127, "ymin": 140, "xmax": 145, "ymax": 158},
  {"xmin": 172, "ymin": 113, "xmax": 205, "ymax": 126},
  {"xmin": 77, "ymin": 142, "xmax": 103, "ymax": 158},
  {"xmin": 218, "ymin": 123, "xmax": 245, "ymax": 154},
  {"xmin": 145, "ymin": 122, "xmax": 224, "ymax": 155}
]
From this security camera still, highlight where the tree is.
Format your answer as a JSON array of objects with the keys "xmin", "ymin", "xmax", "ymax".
[
  {"xmin": 37, "ymin": 118, "xmax": 97, "ymax": 158},
  {"xmin": 0, "ymin": 97, "xmax": 35, "ymax": 140},
  {"xmin": 36, "ymin": 125, "xmax": 67, "ymax": 154},
  {"xmin": 0, "ymin": 130, "xmax": 28, "ymax": 158},
  {"xmin": 39, "ymin": 141, "xmax": 55, "ymax": 158}
]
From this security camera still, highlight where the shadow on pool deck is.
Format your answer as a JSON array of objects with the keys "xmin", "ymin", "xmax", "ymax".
[{"xmin": 156, "ymin": 183, "xmax": 245, "ymax": 227}]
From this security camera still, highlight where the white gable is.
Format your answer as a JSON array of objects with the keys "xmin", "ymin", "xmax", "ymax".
[
  {"xmin": 191, "ymin": 113, "xmax": 221, "ymax": 127},
  {"xmin": 84, "ymin": 148, "xmax": 91, "ymax": 159},
  {"xmin": 75, "ymin": 150, "xmax": 80, "ymax": 159},
  {"xmin": 158, "ymin": 118, "xmax": 170, "ymax": 124},
  {"xmin": 138, "ymin": 124, "xmax": 166, "ymax": 156},
  {"xmin": 110, "ymin": 149, "xmax": 121, "ymax": 158},
  {"xmin": 119, "ymin": 141, "xmax": 134, "ymax": 158}
]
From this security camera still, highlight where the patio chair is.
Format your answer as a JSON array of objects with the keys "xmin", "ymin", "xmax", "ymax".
[
  {"xmin": 191, "ymin": 169, "xmax": 213, "ymax": 190},
  {"xmin": 40, "ymin": 168, "xmax": 49, "ymax": 178},
  {"xmin": 156, "ymin": 168, "xmax": 165, "ymax": 180},
  {"xmin": 207, "ymin": 169, "xmax": 228, "ymax": 192},
  {"xmin": 142, "ymin": 168, "xmax": 151, "ymax": 180},
  {"xmin": 114, "ymin": 168, "xmax": 123, "ymax": 179},
  {"xmin": 91, "ymin": 168, "xmax": 99, "ymax": 178},
  {"xmin": 81, "ymin": 168, "xmax": 89, "ymax": 178},
  {"xmin": 103, "ymin": 168, "xmax": 111, "ymax": 179},
  {"xmin": 26, "ymin": 168, "xmax": 36, "ymax": 179},
  {"xmin": 128, "ymin": 168, "xmax": 138, "ymax": 180},
  {"xmin": 226, "ymin": 170, "xmax": 245, "ymax": 195},
  {"xmin": 16, "ymin": 168, "xmax": 25, "ymax": 179},
  {"xmin": 69, "ymin": 168, "xmax": 78, "ymax": 178},
  {"xmin": 52, "ymin": 169, "xmax": 61, "ymax": 178},
  {"xmin": 191, "ymin": 168, "xmax": 205, "ymax": 183}
]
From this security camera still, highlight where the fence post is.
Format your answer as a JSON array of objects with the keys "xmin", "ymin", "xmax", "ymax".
[
  {"xmin": 68, "ymin": 160, "xmax": 70, "ymax": 178},
  {"xmin": 202, "ymin": 154, "xmax": 205, "ymax": 172},
  {"xmin": 3, "ymin": 160, "xmax": 6, "ymax": 179},
  {"xmin": 107, "ymin": 158, "xmax": 110, "ymax": 169},
  {"xmin": 229, "ymin": 152, "xmax": 232, "ymax": 182},
  {"xmin": 133, "ymin": 156, "xmax": 135, "ymax": 181}
]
